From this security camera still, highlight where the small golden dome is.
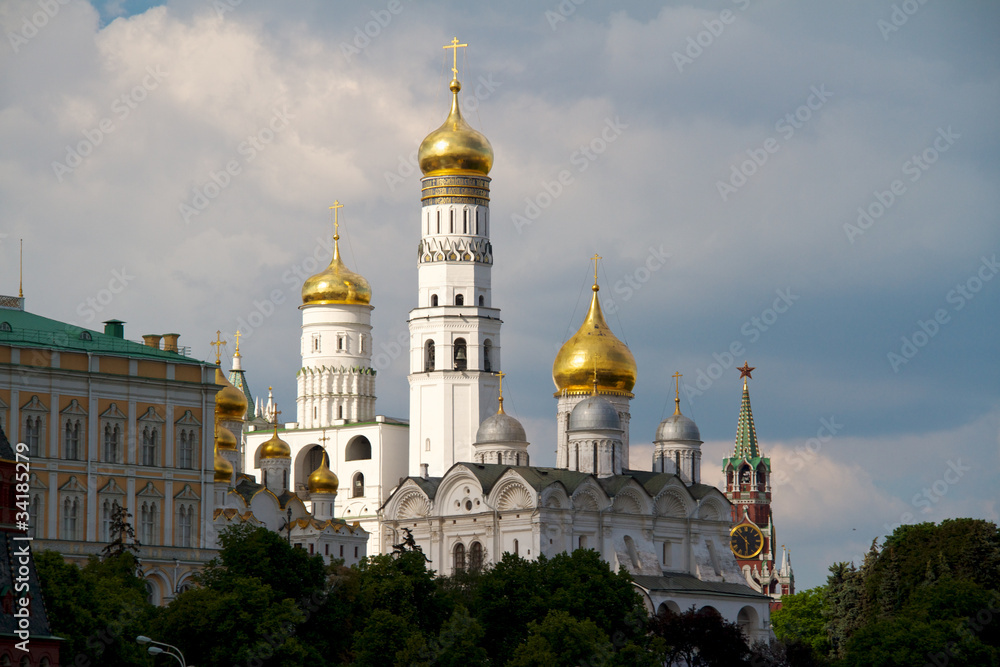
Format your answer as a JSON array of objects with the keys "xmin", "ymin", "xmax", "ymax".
[
  {"xmin": 308, "ymin": 451, "xmax": 339, "ymax": 494},
  {"xmin": 214, "ymin": 449, "xmax": 233, "ymax": 483},
  {"xmin": 260, "ymin": 426, "xmax": 291, "ymax": 459},
  {"xmin": 418, "ymin": 78, "xmax": 494, "ymax": 177},
  {"xmin": 216, "ymin": 424, "xmax": 238, "ymax": 452},
  {"xmin": 301, "ymin": 237, "xmax": 372, "ymax": 306},
  {"xmin": 552, "ymin": 283, "xmax": 637, "ymax": 396},
  {"xmin": 215, "ymin": 368, "xmax": 247, "ymax": 422}
]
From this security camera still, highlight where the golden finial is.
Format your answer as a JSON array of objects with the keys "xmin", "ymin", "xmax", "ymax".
[
  {"xmin": 738, "ymin": 361, "xmax": 755, "ymax": 388},
  {"xmin": 18, "ymin": 239, "xmax": 23, "ymax": 298},
  {"xmin": 672, "ymin": 371, "xmax": 682, "ymax": 415},
  {"xmin": 495, "ymin": 371, "xmax": 506, "ymax": 414},
  {"xmin": 329, "ymin": 200, "xmax": 343, "ymax": 241},
  {"xmin": 271, "ymin": 406, "xmax": 282, "ymax": 433},
  {"xmin": 210, "ymin": 330, "xmax": 226, "ymax": 364},
  {"xmin": 591, "ymin": 359, "xmax": 600, "ymax": 396},
  {"xmin": 591, "ymin": 254, "xmax": 601, "ymax": 291},
  {"xmin": 234, "ymin": 329, "xmax": 242, "ymax": 358},
  {"xmin": 443, "ymin": 37, "xmax": 468, "ymax": 80}
]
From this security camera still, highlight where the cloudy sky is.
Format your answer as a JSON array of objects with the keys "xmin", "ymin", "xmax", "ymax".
[{"xmin": 2, "ymin": 0, "xmax": 998, "ymax": 590}]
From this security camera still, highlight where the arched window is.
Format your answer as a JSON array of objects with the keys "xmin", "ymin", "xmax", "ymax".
[
  {"xmin": 475, "ymin": 208, "xmax": 479, "ymax": 235},
  {"xmin": 453, "ymin": 338, "xmax": 467, "ymax": 371},
  {"xmin": 0, "ymin": 321, "xmax": 10, "ymax": 332},
  {"xmin": 483, "ymin": 339, "xmax": 492, "ymax": 371},
  {"xmin": 177, "ymin": 505, "xmax": 193, "ymax": 547},
  {"xmin": 424, "ymin": 340, "xmax": 436, "ymax": 371},
  {"xmin": 63, "ymin": 498, "xmax": 79, "ymax": 540},
  {"xmin": 140, "ymin": 502, "xmax": 156, "ymax": 545},
  {"xmin": 28, "ymin": 494, "xmax": 41, "ymax": 538},
  {"xmin": 436, "ymin": 210, "xmax": 441, "ymax": 233},
  {"xmin": 450, "ymin": 209, "xmax": 455, "ymax": 233},
  {"xmin": 514, "ymin": 538, "xmax": 519, "ymax": 556},
  {"xmin": 178, "ymin": 431, "xmax": 193, "ymax": 469},
  {"xmin": 740, "ymin": 465, "xmax": 752, "ymax": 486},
  {"xmin": 142, "ymin": 427, "xmax": 157, "ymax": 466},
  {"xmin": 104, "ymin": 423, "xmax": 120, "ymax": 463},
  {"xmin": 345, "ymin": 436, "xmax": 372, "ymax": 461},
  {"xmin": 478, "ymin": 295, "xmax": 484, "ymax": 306},
  {"xmin": 455, "ymin": 294, "xmax": 464, "ymax": 306},
  {"xmin": 756, "ymin": 465, "xmax": 767, "ymax": 491},
  {"xmin": 430, "ymin": 294, "xmax": 438, "ymax": 307},
  {"xmin": 624, "ymin": 535, "xmax": 640, "ymax": 568},
  {"xmin": 24, "ymin": 416, "xmax": 41, "ymax": 456},
  {"xmin": 338, "ymin": 405, "xmax": 344, "ymax": 420},
  {"xmin": 100, "ymin": 500, "xmax": 113, "ymax": 541},
  {"xmin": 352, "ymin": 472, "xmax": 364, "ymax": 498},
  {"xmin": 453, "ymin": 542, "xmax": 466, "ymax": 572},
  {"xmin": 64, "ymin": 420, "xmax": 81, "ymax": 460},
  {"xmin": 469, "ymin": 541, "xmax": 484, "ymax": 571},
  {"xmin": 463, "ymin": 208, "xmax": 468, "ymax": 234}
]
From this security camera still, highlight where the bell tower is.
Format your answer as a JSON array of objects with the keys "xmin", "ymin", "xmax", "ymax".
[{"xmin": 408, "ymin": 39, "xmax": 501, "ymax": 477}]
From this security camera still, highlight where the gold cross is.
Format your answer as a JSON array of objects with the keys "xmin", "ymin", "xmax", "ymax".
[
  {"xmin": 672, "ymin": 372, "xmax": 682, "ymax": 400},
  {"xmin": 210, "ymin": 330, "xmax": 226, "ymax": 364},
  {"xmin": 234, "ymin": 329, "xmax": 242, "ymax": 356},
  {"xmin": 496, "ymin": 371, "xmax": 505, "ymax": 397},
  {"xmin": 443, "ymin": 37, "xmax": 468, "ymax": 79},
  {"xmin": 272, "ymin": 407, "xmax": 282, "ymax": 425},
  {"xmin": 329, "ymin": 200, "xmax": 343, "ymax": 240},
  {"xmin": 591, "ymin": 253, "xmax": 602, "ymax": 287},
  {"xmin": 318, "ymin": 428, "xmax": 330, "ymax": 445}
]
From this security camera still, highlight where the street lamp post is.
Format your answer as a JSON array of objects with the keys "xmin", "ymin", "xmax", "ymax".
[{"xmin": 136, "ymin": 635, "xmax": 191, "ymax": 667}]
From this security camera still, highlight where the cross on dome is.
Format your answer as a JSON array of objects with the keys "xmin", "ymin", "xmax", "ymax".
[{"xmin": 443, "ymin": 37, "xmax": 468, "ymax": 79}]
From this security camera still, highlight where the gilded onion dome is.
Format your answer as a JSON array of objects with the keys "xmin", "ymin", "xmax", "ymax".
[
  {"xmin": 215, "ymin": 368, "xmax": 247, "ymax": 422},
  {"xmin": 214, "ymin": 449, "xmax": 233, "ymax": 483},
  {"xmin": 215, "ymin": 424, "xmax": 238, "ymax": 452},
  {"xmin": 418, "ymin": 77, "xmax": 494, "ymax": 177},
  {"xmin": 307, "ymin": 451, "xmax": 339, "ymax": 495},
  {"xmin": 301, "ymin": 234, "xmax": 372, "ymax": 306},
  {"xmin": 552, "ymin": 282, "xmax": 637, "ymax": 396},
  {"xmin": 260, "ymin": 425, "xmax": 291, "ymax": 460}
]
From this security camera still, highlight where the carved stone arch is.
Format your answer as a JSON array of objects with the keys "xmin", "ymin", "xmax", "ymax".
[
  {"xmin": 611, "ymin": 489, "xmax": 643, "ymax": 514},
  {"xmin": 541, "ymin": 485, "xmax": 568, "ymax": 509},
  {"xmin": 396, "ymin": 491, "xmax": 431, "ymax": 519},
  {"xmin": 495, "ymin": 482, "xmax": 533, "ymax": 511},
  {"xmin": 655, "ymin": 490, "xmax": 689, "ymax": 518},
  {"xmin": 572, "ymin": 489, "xmax": 600, "ymax": 511},
  {"xmin": 698, "ymin": 496, "xmax": 726, "ymax": 521}
]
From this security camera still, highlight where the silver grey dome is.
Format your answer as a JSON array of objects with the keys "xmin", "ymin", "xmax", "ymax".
[
  {"xmin": 568, "ymin": 395, "xmax": 621, "ymax": 431},
  {"xmin": 655, "ymin": 413, "xmax": 701, "ymax": 442},
  {"xmin": 476, "ymin": 411, "xmax": 527, "ymax": 444}
]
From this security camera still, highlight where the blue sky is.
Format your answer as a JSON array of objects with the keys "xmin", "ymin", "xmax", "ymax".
[{"xmin": 2, "ymin": 0, "xmax": 997, "ymax": 590}]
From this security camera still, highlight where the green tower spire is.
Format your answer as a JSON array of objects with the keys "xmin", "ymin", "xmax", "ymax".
[{"xmin": 733, "ymin": 365, "xmax": 759, "ymax": 459}]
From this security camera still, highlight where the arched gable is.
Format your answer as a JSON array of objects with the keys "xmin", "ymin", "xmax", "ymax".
[
  {"xmin": 571, "ymin": 478, "xmax": 609, "ymax": 512},
  {"xmin": 434, "ymin": 465, "xmax": 487, "ymax": 516},
  {"xmin": 610, "ymin": 480, "xmax": 652, "ymax": 515},
  {"xmin": 493, "ymin": 481, "xmax": 534, "ymax": 511},
  {"xmin": 697, "ymin": 493, "xmax": 729, "ymax": 521},
  {"xmin": 540, "ymin": 483, "xmax": 570, "ymax": 509}
]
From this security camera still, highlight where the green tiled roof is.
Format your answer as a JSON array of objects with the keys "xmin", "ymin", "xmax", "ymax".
[
  {"xmin": 0, "ymin": 306, "xmax": 205, "ymax": 364},
  {"xmin": 229, "ymin": 368, "xmax": 255, "ymax": 421},
  {"xmin": 632, "ymin": 573, "xmax": 770, "ymax": 600}
]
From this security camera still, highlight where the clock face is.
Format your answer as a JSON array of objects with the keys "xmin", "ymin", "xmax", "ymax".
[{"xmin": 730, "ymin": 524, "xmax": 764, "ymax": 559}]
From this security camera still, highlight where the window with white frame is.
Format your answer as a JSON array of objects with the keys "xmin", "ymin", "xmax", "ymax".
[
  {"xmin": 177, "ymin": 504, "xmax": 194, "ymax": 548},
  {"xmin": 62, "ymin": 496, "xmax": 81, "ymax": 540},
  {"xmin": 24, "ymin": 414, "xmax": 42, "ymax": 457},
  {"xmin": 103, "ymin": 423, "xmax": 121, "ymax": 463},
  {"xmin": 140, "ymin": 502, "xmax": 158, "ymax": 546}
]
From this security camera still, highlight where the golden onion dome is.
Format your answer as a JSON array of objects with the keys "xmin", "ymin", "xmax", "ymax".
[
  {"xmin": 215, "ymin": 424, "xmax": 238, "ymax": 452},
  {"xmin": 301, "ymin": 236, "xmax": 372, "ymax": 306},
  {"xmin": 215, "ymin": 368, "xmax": 247, "ymax": 422},
  {"xmin": 552, "ymin": 283, "xmax": 637, "ymax": 396},
  {"xmin": 260, "ymin": 426, "xmax": 291, "ymax": 460},
  {"xmin": 418, "ymin": 78, "xmax": 493, "ymax": 177},
  {"xmin": 307, "ymin": 451, "xmax": 339, "ymax": 495},
  {"xmin": 214, "ymin": 449, "xmax": 233, "ymax": 483}
]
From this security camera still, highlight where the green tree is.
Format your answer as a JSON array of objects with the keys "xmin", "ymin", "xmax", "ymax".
[
  {"xmin": 648, "ymin": 606, "xmax": 751, "ymax": 667},
  {"xmin": 35, "ymin": 550, "xmax": 155, "ymax": 666},
  {"xmin": 101, "ymin": 501, "xmax": 141, "ymax": 560},
  {"xmin": 770, "ymin": 587, "xmax": 831, "ymax": 658},
  {"xmin": 506, "ymin": 610, "xmax": 614, "ymax": 667}
]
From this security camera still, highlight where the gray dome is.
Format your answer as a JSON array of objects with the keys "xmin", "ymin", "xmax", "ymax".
[
  {"xmin": 568, "ymin": 395, "xmax": 621, "ymax": 431},
  {"xmin": 655, "ymin": 413, "xmax": 701, "ymax": 442},
  {"xmin": 476, "ymin": 411, "xmax": 527, "ymax": 444}
]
